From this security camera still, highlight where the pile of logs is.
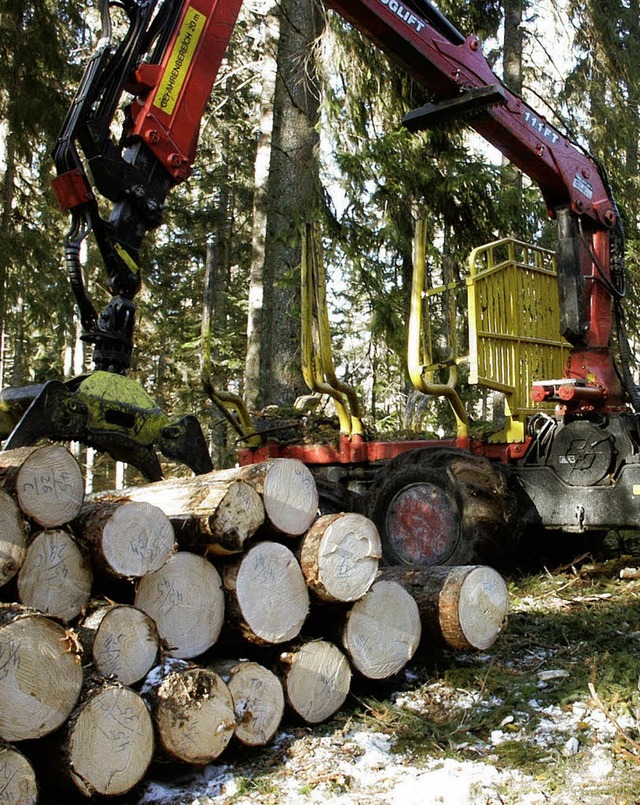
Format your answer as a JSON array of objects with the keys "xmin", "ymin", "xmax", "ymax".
[{"xmin": 0, "ymin": 444, "xmax": 510, "ymax": 801}]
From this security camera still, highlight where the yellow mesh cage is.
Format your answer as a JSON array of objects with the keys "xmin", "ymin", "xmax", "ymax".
[{"xmin": 466, "ymin": 238, "xmax": 570, "ymax": 419}]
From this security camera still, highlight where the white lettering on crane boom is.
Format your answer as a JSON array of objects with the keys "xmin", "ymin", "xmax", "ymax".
[{"xmin": 377, "ymin": 0, "xmax": 426, "ymax": 34}]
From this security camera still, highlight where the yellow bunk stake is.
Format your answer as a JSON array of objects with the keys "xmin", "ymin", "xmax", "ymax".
[
  {"xmin": 301, "ymin": 224, "xmax": 364, "ymax": 437},
  {"xmin": 408, "ymin": 219, "xmax": 469, "ymax": 438}
]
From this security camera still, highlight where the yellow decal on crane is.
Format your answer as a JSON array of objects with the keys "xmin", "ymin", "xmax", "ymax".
[{"xmin": 154, "ymin": 7, "xmax": 206, "ymax": 116}]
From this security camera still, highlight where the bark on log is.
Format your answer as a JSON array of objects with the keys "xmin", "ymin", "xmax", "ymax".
[
  {"xmin": 141, "ymin": 659, "xmax": 235, "ymax": 764},
  {"xmin": 88, "ymin": 475, "xmax": 265, "ymax": 556},
  {"xmin": 80, "ymin": 604, "xmax": 160, "ymax": 685},
  {"xmin": 0, "ymin": 605, "xmax": 83, "ymax": 740},
  {"xmin": 342, "ymin": 580, "xmax": 421, "ymax": 679},
  {"xmin": 59, "ymin": 681, "xmax": 154, "ymax": 798},
  {"xmin": 17, "ymin": 529, "xmax": 92, "ymax": 621},
  {"xmin": 279, "ymin": 640, "xmax": 351, "ymax": 724},
  {"xmin": 0, "ymin": 489, "xmax": 26, "ymax": 588},
  {"xmin": 222, "ymin": 542, "xmax": 309, "ymax": 645},
  {"xmin": 380, "ymin": 565, "xmax": 509, "ymax": 650},
  {"xmin": 0, "ymin": 741, "xmax": 38, "ymax": 804},
  {"xmin": 135, "ymin": 552, "xmax": 225, "ymax": 659},
  {"xmin": 74, "ymin": 500, "xmax": 176, "ymax": 579},
  {"xmin": 0, "ymin": 445, "xmax": 84, "ymax": 527},
  {"xmin": 213, "ymin": 660, "xmax": 285, "ymax": 746},
  {"xmin": 299, "ymin": 513, "xmax": 381, "ymax": 602}
]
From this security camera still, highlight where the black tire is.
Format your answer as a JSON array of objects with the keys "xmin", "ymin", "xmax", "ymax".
[{"xmin": 365, "ymin": 447, "xmax": 522, "ymax": 570}]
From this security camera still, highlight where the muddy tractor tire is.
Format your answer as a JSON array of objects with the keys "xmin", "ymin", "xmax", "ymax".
[{"xmin": 365, "ymin": 448, "xmax": 521, "ymax": 570}]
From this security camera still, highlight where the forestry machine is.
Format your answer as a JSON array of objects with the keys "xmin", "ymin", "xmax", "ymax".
[{"xmin": 2, "ymin": 0, "xmax": 639, "ymax": 569}]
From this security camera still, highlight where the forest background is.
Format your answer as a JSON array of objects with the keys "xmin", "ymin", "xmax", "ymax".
[{"xmin": 1, "ymin": 0, "xmax": 639, "ymax": 487}]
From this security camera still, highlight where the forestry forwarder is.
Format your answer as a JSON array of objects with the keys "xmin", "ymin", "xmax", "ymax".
[{"xmin": 2, "ymin": 0, "xmax": 639, "ymax": 569}]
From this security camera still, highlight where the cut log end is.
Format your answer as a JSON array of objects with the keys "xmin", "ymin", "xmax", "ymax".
[
  {"xmin": 67, "ymin": 686, "xmax": 154, "ymax": 797},
  {"xmin": 91, "ymin": 605, "xmax": 160, "ymax": 685},
  {"xmin": 18, "ymin": 530, "xmax": 92, "ymax": 621},
  {"xmin": 0, "ymin": 610, "xmax": 83, "ymax": 741},
  {"xmin": 98, "ymin": 501, "xmax": 176, "ymax": 578},
  {"xmin": 342, "ymin": 580, "xmax": 421, "ymax": 680},
  {"xmin": 206, "ymin": 481, "xmax": 265, "ymax": 554},
  {"xmin": 281, "ymin": 640, "xmax": 351, "ymax": 724},
  {"xmin": 144, "ymin": 664, "xmax": 235, "ymax": 764},
  {"xmin": 225, "ymin": 542, "xmax": 309, "ymax": 644},
  {"xmin": 300, "ymin": 513, "xmax": 381, "ymax": 602},
  {"xmin": 135, "ymin": 552, "xmax": 224, "ymax": 659},
  {"xmin": 225, "ymin": 662, "xmax": 285, "ymax": 746},
  {"xmin": 0, "ymin": 489, "xmax": 26, "ymax": 587},
  {"xmin": 0, "ymin": 743, "xmax": 38, "ymax": 805},
  {"xmin": 260, "ymin": 458, "xmax": 319, "ymax": 535},
  {"xmin": 446, "ymin": 565, "xmax": 509, "ymax": 650},
  {"xmin": 15, "ymin": 445, "xmax": 84, "ymax": 528}
]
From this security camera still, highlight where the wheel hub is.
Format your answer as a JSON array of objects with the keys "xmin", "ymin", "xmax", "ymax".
[{"xmin": 386, "ymin": 482, "xmax": 460, "ymax": 565}]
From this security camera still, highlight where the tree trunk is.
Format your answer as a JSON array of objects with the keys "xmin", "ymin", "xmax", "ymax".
[
  {"xmin": 0, "ymin": 605, "xmax": 83, "ymax": 741},
  {"xmin": 0, "ymin": 445, "xmax": 84, "ymax": 528},
  {"xmin": 79, "ymin": 603, "xmax": 160, "ymax": 685},
  {"xmin": 245, "ymin": 3, "xmax": 280, "ymax": 411},
  {"xmin": 501, "ymin": 0, "xmax": 524, "ymax": 208},
  {"xmin": 380, "ymin": 565, "xmax": 509, "ymax": 651},
  {"xmin": 0, "ymin": 741, "xmax": 38, "ymax": 805},
  {"xmin": 341, "ymin": 580, "xmax": 421, "ymax": 680},
  {"xmin": 134, "ymin": 552, "xmax": 225, "ymax": 659},
  {"xmin": 213, "ymin": 659, "xmax": 285, "ymax": 746},
  {"xmin": 90, "ymin": 473, "xmax": 265, "ymax": 556},
  {"xmin": 0, "ymin": 488, "xmax": 26, "ymax": 587},
  {"xmin": 59, "ymin": 682, "xmax": 154, "ymax": 798},
  {"xmin": 17, "ymin": 529, "xmax": 92, "ymax": 621},
  {"xmin": 141, "ymin": 659, "xmax": 235, "ymax": 764},
  {"xmin": 74, "ymin": 500, "xmax": 176, "ymax": 578},
  {"xmin": 248, "ymin": 0, "xmax": 323, "ymax": 407},
  {"xmin": 279, "ymin": 640, "xmax": 351, "ymax": 724},
  {"xmin": 222, "ymin": 542, "xmax": 309, "ymax": 645},
  {"xmin": 300, "ymin": 512, "xmax": 381, "ymax": 603}
]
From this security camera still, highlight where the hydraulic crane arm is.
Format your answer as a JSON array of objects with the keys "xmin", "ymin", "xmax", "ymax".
[
  {"xmin": 51, "ymin": 0, "xmax": 628, "ymax": 411},
  {"xmin": 52, "ymin": 0, "xmax": 243, "ymax": 373},
  {"xmin": 326, "ymin": 0, "xmax": 617, "ymax": 229}
]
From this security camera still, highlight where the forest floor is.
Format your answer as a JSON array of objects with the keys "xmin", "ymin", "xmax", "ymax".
[{"xmin": 131, "ymin": 533, "xmax": 640, "ymax": 805}]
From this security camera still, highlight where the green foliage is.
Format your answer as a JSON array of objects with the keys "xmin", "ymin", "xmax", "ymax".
[{"xmin": 0, "ymin": 0, "xmax": 85, "ymax": 385}]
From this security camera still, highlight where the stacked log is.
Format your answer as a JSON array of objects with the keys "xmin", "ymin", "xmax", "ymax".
[
  {"xmin": 135, "ymin": 552, "xmax": 225, "ymax": 658},
  {"xmin": 0, "ymin": 742, "xmax": 38, "ymax": 804},
  {"xmin": 57, "ymin": 682, "xmax": 155, "ymax": 797},
  {"xmin": 0, "ymin": 444, "xmax": 511, "ymax": 798}
]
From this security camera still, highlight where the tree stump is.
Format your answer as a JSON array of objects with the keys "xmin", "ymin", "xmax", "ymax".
[
  {"xmin": 380, "ymin": 565, "xmax": 510, "ymax": 650},
  {"xmin": 0, "ymin": 606, "xmax": 83, "ymax": 741},
  {"xmin": 0, "ymin": 742, "xmax": 38, "ymax": 805},
  {"xmin": 0, "ymin": 445, "xmax": 84, "ymax": 527},
  {"xmin": 17, "ymin": 530, "xmax": 92, "ymax": 621},
  {"xmin": 237, "ymin": 458, "xmax": 319, "ymax": 536},
  {"xmin": 81, "ymin": 604, "xmax": 160, "ymax": 685},
  {"xmin": 213, "ymin": 660, "xmax": 284, "ymax": 746},
  {"xmin": 141, "ymin": 660, "xmax": 235, "ymax": 764},
  {"xmin": 90, "ymin": 476, "xmax": 265, "ymax": 556},
  {"xmin": 74, "ymin": 500, "xmax": 176, "ymax": 579},
  {"xmin": 0, "ymin": 489, "xmax": 26, "ymax": 588},
  {"xmin": 342, "ymin": 580, "xmax": 421, "ymax": 679},
  {"xmin": 280, "ymin": 640, "xmax": 351, "ymax": 723},
  {"xmin": 300, "ymin": 512, "xmax": 381, "ymax": 602},
  {"xmin": 223, "ymin": 542, "xmax": 309, "ymax": 645},
  {"xmin": 135, "ymin": 552, "xmax": 225, "ymax": 659},
  {"xmin": 62, "ymin": 683, "xmax": 154, "ymax": 797}
]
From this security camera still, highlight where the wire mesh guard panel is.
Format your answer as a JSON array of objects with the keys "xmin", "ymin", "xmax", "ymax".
[{"xmin": 466, "ymin": 238, "xmax": 570, "ymax": 417}]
